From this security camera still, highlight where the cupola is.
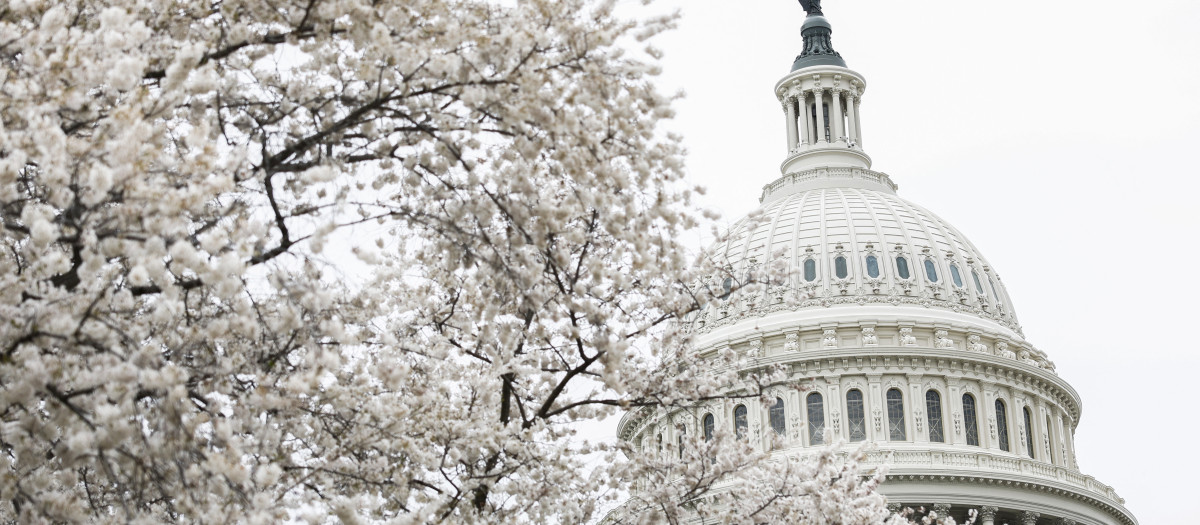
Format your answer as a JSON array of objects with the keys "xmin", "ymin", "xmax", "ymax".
[{"xmin": 775, "ymin": 3, "xmax": 870, "ymax": 173}]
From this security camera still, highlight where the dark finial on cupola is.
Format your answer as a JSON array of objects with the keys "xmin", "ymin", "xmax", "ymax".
[
  {"xmin": 792, "ymin": 0, "xmax": 845, "ymax": 70},
  {"xmin": 798, "ymin": 0, "xmax": 823, "ymax": 16}
]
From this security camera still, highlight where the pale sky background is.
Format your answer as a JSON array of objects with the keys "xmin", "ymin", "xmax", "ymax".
[{"xmin": 613, "ymin": 0, "xmax": 1200, "ymax": 523}]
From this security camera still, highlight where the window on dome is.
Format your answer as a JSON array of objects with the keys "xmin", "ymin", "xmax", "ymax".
[
  {"xmin": 896, "ymin": 256, "xmax": 911, "ymax": 279},
  {"xmin": 770, "ymin": 398, "xmax": 786, "ymax": 436},
  {"xmin": 995, "ymin": 400, "xmax": 1011, "ymax": 452},
  {"xmin": 925, "ymin": 390, "xmax": 944, "ymax": 443},
  {"xmin": 720, "ymin": 277, "xmax": 732, "ymax": 299},
  {"xmin": 846, "ymin": 390, "xmax": 866, "ymax": 442},
  {"xmin": 804, "ymin": 259, "xmax": 817, "ymax": 282},
  {"xmin": 988, "ymin": 276, "xmax": 1001, "ymax": 302},
  {"xmin": 923, "ymin": 259, "xmax": 938, "ymax": 283},
  {"xmin": 807, "ymin": 393, "xmax": 825, "ymax": 445},
  {"xmin": 972, "ymin": 269, "xmax": 985, "ymax": 295},
  {"xmin": 865, "ymin": 255, "xmax": 880, "ymax": 278},
  {"xmin": 703, "ymin": 413, "xmax": 715, "ymax": 442},
  {"xmin": 950, "ymin": 264, "xmax": 964, "ymax": 288},
  {"xmin": 1023, "ymin": 407, "xmax": 1035, "ymax": 458},
  {"xmin": 963, "ymin": 394, "xmax": 980, "ymax": 446},
  {"xmin": 734, "ymin": 405, "xmax": 748, "ymax": 439},
  {"xmin": 834, "ymin": 256, "xmax": 848, "ymax": 279},
  {"xmin": 657, "ymin": 433, "xmax": 662, "ymax": 456},
  {"xmin": 886, "ymin": 389, "xmax": 906, "ymax": 441}
]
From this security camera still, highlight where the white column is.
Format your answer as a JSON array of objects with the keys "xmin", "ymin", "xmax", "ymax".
[
  {"xmin": 909, "ymin": 377, "xmax": 927, "ymax": 443},
  {"xmin": 945, "ymin": 378, "xmax": 961, "ymax": 446},
  {"xmin": 813, "ymin": 89, "xmax": 827, "ymax": 144},
  {"xmin": 827, "ymin": 379, "xmax": 843, "ymax": 441},
  {"xmin": 1020, "ymin": 511, "xmax": 1040, "ymax": 525},
  {"xmin": 785, "ymin": 97, "xmax": 799, "ymax": 152},
  {"xmin": 853, "ymin": 95, "xmax": 863, "ymax": 147},
  {"xmin": 979, "ymin": 507, "xmax": 998, "ymax": 525},
  {"xmin": 831, "ymin": 90, "xmax": 845, "ymax": 143},
  {"xmin": 1062, "ymin": 414, "xmax": 1077, "ymax": 469},
  {"xmin": 846, "ymin": 92, "xmax": 859, "ymax": 146},
  {"xmin": 802, "ymin": 93, "xmax": 814, "ymax": 145},
  {"xmin": 982, "ymin": 386, "xmax": 1000, "ymax": 451}
]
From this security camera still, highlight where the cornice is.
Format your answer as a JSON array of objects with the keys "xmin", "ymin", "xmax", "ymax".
[{"xmin": 881, "ymin": 468, "xmax": 1136, "ymax": 525}]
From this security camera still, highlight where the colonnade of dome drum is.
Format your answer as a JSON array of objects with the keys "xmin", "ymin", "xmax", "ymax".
[{"xmin": 617, "ymin": 322, "xmax": 1134, "ymax": 524}]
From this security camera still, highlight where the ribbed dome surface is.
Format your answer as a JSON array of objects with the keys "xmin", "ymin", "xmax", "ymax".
[{"xmin": 699, "ymin": 182, "xmax": 1023, "ymax": 336}]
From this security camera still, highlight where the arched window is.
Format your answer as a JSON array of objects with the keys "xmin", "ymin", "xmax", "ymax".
[
  {"xmin": 834, "ymin": 256, "xmax": 848, "ymax": 279},
  {"xmin": 865, "ymin": 255, "xmax": 881, "ymax": 278},
  {"xmin": 678, "ymin": 426, "xmax": 686, "ymax": 459},
  {"xmin": 770, "ymin": 397, "xmax": 786, "ymax": 436},
  {"xmin": 1023, "ymin": 407, "xmax": 1035, "ymax": 458},
  {"xmin": 923, "ymin": 259, "xmax": 938, "ymax": 283},
  {"xmin": 806, "ymin": 393, "xmax": 825, "ymax": 445},
  {"xmin": 925, "ymin": 390, "xmax": 944, "ymax": 443},
  {"xmin": 988, "ymin": 275, "xmax": 1001, "ymax": 302},
  {"xmin": 886, "ymin": 389, "xmax": 906, "ymax": 441},
  {"xmin": 804, "ymin": 259, "xmax": 817, "ymax": 282},
  {"xmin": 995, "ymin": 400, "xmax": 1011, "ymax": 452},
  {"xmin": 720, "ymin": 277, "xmax": 732, "ymax": 299},
  {"xmin": 846, "ymin": 390, "xmax": 866, "ymax": 442},
  {"xmin": 972, "ymin": 269, "xmax": 985, "ymax": 295},
  {"xmin": 657, "ymin": 433, "xmax": 663, "ymax": 457},
  {"xmin": 734, "ymin": 405, "xmax": 748, "ymax": 439},
  {"xmin": 962, "ymin": 394, "xmax": 980, "ymax": 446},
  {"xmin": 896, "ymin": 256, "xmax": 911, "ymax": 279},
  {"xmin": 950, "ymin": 264, "xmax": 964, "ymax": 288},
  {"xmin": 703, "ymin": 413, "xmax": 715, "ymax": 442}
]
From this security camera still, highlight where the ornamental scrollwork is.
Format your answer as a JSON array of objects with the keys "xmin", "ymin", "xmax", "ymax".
[
  {"xmin": 822, "ymin": 329, "xmax": 838, "ymax": 348},
  {"xmin": 934, "ymin": 330, "xmax": 954, "ymax": 349},
  {"xmin": 861, "ymin": 327, "xmax": 878, "ymax": 346}
]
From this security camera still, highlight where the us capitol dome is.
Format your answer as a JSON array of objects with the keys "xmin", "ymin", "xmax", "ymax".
[{"xmin": 615, "ymin": 4, "xmax": 1137, "ymax": 525}]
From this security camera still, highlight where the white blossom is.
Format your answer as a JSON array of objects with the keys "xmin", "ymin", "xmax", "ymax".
[{"xmin": 0, "ymin": 1, "xmax": 949, "ymax": 523}]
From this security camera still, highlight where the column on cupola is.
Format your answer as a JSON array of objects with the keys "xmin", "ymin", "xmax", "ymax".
[
  {"xmin": 845, "ymin": 90, "xmax": 859, "ymax": 146},
  {"xmin": 852, "ymin": 94, "xmax": 863, "ymax": 146},
  {"xmin": 812, "ymin": 89, "xmax": 827, "ymax": 144},
  {"xmin": 831, "ymin": 89, "xmax": 846, "ymax": 143},
  {"xmin": 784, "ymin": 96, "xmax": 799, "ymax": 151},
  {"xmin": 801, "ymin": 92, "xmax": 814, "ymax": 146}
]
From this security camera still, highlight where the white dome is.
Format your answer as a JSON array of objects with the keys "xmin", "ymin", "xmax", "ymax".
[{"xmin": 695, "ymin": 166, "xmax": 1023, "ymax": 340}]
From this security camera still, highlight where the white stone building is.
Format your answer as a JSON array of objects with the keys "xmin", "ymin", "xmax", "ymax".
[{"xmin": 616, "ymin": 5, "xmax": 1137, "ymax": 525}]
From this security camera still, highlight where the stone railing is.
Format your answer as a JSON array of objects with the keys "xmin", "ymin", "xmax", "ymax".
[
  {"xmin": 760, "ymin": 167, "xmax": 898, "ymax": 203},
  {"xmin": 864, "ymin": 448, "xmax": 1127, "ymax": 506}
]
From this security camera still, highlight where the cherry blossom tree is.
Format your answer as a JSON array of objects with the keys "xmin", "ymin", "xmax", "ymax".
[{"xmin": 0, "ymin": 0, "xmax": 947, "ymax": 523}]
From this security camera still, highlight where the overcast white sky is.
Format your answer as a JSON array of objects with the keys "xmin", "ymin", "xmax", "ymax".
[{"xmin": 617, "ymin": 0, "xmax": 1200, "ymax": 522}]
